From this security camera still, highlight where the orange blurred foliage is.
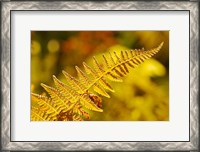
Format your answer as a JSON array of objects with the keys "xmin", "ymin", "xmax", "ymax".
[{"xmin": 61, "ymin": 31, "xmax": 117, "ymax": 55}]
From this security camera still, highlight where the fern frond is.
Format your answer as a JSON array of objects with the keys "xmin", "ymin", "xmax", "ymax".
[
  {"xmin": 52, "ymin": 76, "xmax": 79, "ymax": 104},
  {"xmin": 31, "ymin": 42, "xmax": 164, "ymax": 121},
  {"xmin": 40, "ymin": 83, "xmax": 72, "ymax": 112},
  {"xmin": 31, "ymin": 93, "xmax": 59, "ymax": 121},
  {"xmin": 52, "ymin": 75, "xmax": 103, "ymax": 112},
  {"xmin": 78, "ymin": 42, "xmax": 164, "ymax": 97},
  {"xmin": 31, "ymin": 107, "xmax": 47, "ymax": 121},
  {"xmin": 83, "ymin": 62, "xmax": 113, "ymax": 96},
  {"xmin": 31, "ymin": 93, "xmax": 58, "ymax": 114},
  {"xmin": 62, "ymin": 70, "xmax": 86, "ymax": 94}
]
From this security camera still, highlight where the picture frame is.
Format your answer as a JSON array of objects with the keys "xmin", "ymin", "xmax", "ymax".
[{"xmin": 1, "ymin": 1, "xmax": 199, "ymax": 151}]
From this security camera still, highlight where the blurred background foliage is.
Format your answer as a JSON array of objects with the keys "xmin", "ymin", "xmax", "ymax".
[{"xmin": 31, "ymin": 31, "xmax": 169, "ymax": 121}]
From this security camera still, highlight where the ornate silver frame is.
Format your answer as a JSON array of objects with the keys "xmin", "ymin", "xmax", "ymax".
[{"xmin": 1, "ymin": 1, "xmax": 199, "ymax": 151}]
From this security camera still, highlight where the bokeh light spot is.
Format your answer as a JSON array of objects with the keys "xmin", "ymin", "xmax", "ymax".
[{"xmin": 47, "ymin": 39, "xmax": 60, "ymax": 53}]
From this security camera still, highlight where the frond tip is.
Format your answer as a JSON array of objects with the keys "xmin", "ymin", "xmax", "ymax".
[{"xmin": 31, "ymin": 42, "xmax": 164, "ymax": 121}]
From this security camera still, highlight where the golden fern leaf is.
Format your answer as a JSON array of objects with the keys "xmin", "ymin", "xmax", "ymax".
[
  {"xmin": 31, "ymin": 107, "xmax": 46, "ymax": 121},
  {"xmin": 31, "ymin": 42, "xmax": 164, "ymax": 121},
  {"xmin": 52, "ymin": 75, "xmax": 103, "ymax": 112},
  {"xmin": 102, "ymin": 54, "xmax": 123, "ymax": 82},
  {"xmin": 62, "ymin": 70, "xmax": 86, "ymax": 94},
  {"xmin": 40, "ymin": 83, "xmax": 73, "ymax": 113},
  {"xmin": 75, "ymin": 42, "xmax": 164, "ymax": 98},
  {"xmin": 31, "ymin": 93, "xmax": 58, "ymax": 121},
  {"xmin": 31, "ymin": 93, "xmax": 58, "ymax": 114},
  {"xmin": 56, "ymin": 103, "xmax": 90, "ymax": 121}
]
